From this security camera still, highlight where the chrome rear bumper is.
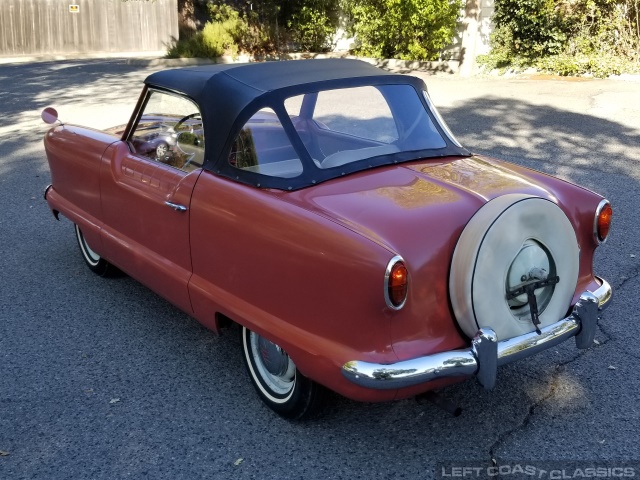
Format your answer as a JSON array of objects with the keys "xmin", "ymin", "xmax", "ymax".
[{"xmin": 342, "ymin": 277, "xmax": 612, "ymax": 390}]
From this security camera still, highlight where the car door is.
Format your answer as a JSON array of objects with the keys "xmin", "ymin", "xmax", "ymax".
[{"xmin": 99, "ymin": 90, "xmax": 205, "ymax": 314}]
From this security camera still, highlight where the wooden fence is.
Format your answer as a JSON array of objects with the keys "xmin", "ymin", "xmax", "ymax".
[{"xmin": 0, "ymin": 0, "xmax": 178, "ymax": 56}]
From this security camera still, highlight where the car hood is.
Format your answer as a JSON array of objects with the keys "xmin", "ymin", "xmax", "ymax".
[{"xmin": 281, "ymin": 155, "xmax": 555, "ymax": 256}]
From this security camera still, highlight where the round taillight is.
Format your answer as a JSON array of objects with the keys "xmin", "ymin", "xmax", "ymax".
[
  {"xmin": 385, "ymin": 256, "xmax": 408, "ymax": 310},
  {"xmin": 595, "ymin": 200, "xmax": 612, "ymax": 244}
]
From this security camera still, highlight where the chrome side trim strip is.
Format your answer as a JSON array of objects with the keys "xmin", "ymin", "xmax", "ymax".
[{"xmin": 342, "ymin": 278, "xmax": 612, "ymax": 391}]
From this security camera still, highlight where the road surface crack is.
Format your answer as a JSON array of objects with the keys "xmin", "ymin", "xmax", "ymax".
[
  {"xmin": 613, "ymin": 263, "xmax": 640, "ymax": 291},
  {"xmin": 489, "ymin": 309, "xmax": 622, "ymax": 463},
  {"xmin": 488, "ymin": 347, "xmax": 590, "ymax": 463}
]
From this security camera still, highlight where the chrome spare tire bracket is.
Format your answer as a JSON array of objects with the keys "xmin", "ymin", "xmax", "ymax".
[{"xmin": 506, "ymin": 275, "xmax": 560, "ymax": 334}]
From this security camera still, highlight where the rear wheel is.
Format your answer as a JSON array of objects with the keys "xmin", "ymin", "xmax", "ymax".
[
  {"xmin": 241, "ymin": 326, "xmax": 324, "ymax": 420},
  {"xmin": 74, "ymin": 224, "xmax": 115, "ymax": 277}
]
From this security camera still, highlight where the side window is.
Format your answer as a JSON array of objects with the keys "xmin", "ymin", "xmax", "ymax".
[
  {"xmin": 228, "ymin": 108, "xmax": 303, "ymax": 178},
  {"xmin": 130, "ymin": 90, "xmax": 205, "ymax": 173},
  {"xmin": 312, "ymin": 86, "xmax": 398, "ymax": 143}
]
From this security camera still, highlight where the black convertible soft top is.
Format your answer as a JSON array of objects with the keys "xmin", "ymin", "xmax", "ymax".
[
  {"xmin": 142, "ymin": 59, "xmax": 469, "ymax": 190},
  {"xmin": 145, "ymin": 58, "xmax": 397, "ymax": 99}
]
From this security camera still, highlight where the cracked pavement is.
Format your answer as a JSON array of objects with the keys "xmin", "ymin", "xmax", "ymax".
[{"xmin": 0, "ymin": 59, "xmax": 638, "ymax": 479}]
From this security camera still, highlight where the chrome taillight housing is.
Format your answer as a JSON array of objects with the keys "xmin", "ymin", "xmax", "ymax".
[
  {"xmin": 594, "ymin": 199, "xmax": 612, "ymax": 244},
  {"xmin": 384, "ymin": 255, "xmax": 408, "ymax": 310}
]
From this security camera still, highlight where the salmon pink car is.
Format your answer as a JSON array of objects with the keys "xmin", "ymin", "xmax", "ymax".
[{"xmin": 43, "ymin": 59, "xmax": 613, "ymax": 419}]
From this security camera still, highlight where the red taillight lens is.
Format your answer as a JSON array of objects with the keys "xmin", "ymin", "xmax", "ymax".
[
  {"xmin": 596, "ymin": 201, "xmax": 612, "ymax": 243},
  {"xmin": 386, "ymin": 259, "xmax": 408, "ymax": 309}
]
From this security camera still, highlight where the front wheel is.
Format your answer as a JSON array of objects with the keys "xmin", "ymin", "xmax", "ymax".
[
  {"xmin": 74, "ymin": 224, "xmax": 115, "ymax": 277},
  {"xmin": 241, "ymin": 326, "xmax": 324, "ymax": 420}
]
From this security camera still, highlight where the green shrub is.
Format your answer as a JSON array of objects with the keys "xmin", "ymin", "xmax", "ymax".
[
  {"xmin": 199, "ymin": 5, "xmax": 245, "ymax": 57},
  {"xmin": 169, "ymin": 1, "xmax": 340, "ymax": 57},
  {"xmin": 535, "ymin": 52, "xmax": 640, "ymax": 76},
  {"xmin": 166, "ymin": 33, "xmax": 212, "ymax": 58},
  {"xmin": 167, "ymin": 3, "xmax": 251, "ymax": 59},
  {"xmin": 480, "ymin": 0, "xmax": 640, "ymax": 76},
  {"xmin": 343, "ymin": 0, "xmax": 463, "ymax": 61}
]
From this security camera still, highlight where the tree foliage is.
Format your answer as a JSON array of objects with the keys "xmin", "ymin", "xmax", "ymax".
[
  {"xmin": 169, "ymin": 0, "xmax": 461, "ymax": 60},
  {"xmin": 170, "ymin": 0, "xmax": 340, "ymax": 56},
  {"xmin": 481, "ymin": 0, "xmax": 640, "ymax": 76},
  {"xmin": 342, "ymin": 0, "xmax": 463, "ymax": 61},
  {"xmin": 283, "ymin": 0, "xmax": 340, "ymax": 52},
  {"xmin": 493, "ymin": 0, "xmax": 568, "ymax": 57}
]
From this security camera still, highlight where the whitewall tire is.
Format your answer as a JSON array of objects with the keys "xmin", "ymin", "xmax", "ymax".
[
  {"xmin": 241, "ymin": 326, "xmax": 323, "ymax": 419},
  {"xmin": 74, "ymin": 224, "xmax": 115, "ymax": 277}
]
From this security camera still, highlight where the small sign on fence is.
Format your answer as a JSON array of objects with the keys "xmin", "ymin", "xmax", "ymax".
[{"xmin": 69, "ymin": 5, "xmax": 79, "ymax": 13}]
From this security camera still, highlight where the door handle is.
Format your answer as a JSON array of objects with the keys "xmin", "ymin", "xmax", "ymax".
[{"xmin": 165, "ymin": 201, "xmax": 187, "ymax": 212}]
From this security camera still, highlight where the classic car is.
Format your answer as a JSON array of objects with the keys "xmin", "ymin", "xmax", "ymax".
[{"xmin": 42, "ymin": 59, "xmax": 613, "ymax": 419}]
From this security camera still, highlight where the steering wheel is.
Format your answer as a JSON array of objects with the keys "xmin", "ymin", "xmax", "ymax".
[
  {"xmin": 172, "ymin": 113, "xmax": 204, "ymax": 169},
  {"xmin": 174, "ymin": 112, "xmax": 201, "ymax": 133}
]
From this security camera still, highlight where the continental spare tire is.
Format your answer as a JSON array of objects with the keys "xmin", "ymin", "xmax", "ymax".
[{"xmin": 449, "ymin": 194, "xmax": 579, "ymax": 341}]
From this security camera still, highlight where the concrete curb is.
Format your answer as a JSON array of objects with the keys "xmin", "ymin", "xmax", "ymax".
[
  {"xmin": 125, "ymin": 52, "xmax": 460, "ymax": 74},
  {"xmin": 0, "ymin": 51, "xmax": 167, "ymax": 65},
  {"xmin": 3, "ymin": 50, "xmax": 634, "ymax": 81},
  {"xmin": 0, "ymin": 49, "xmax": 459, "ymax": 74},
  {"xmin": 608, "ymin": 73, "xmax": 640, "ymax": 82}
]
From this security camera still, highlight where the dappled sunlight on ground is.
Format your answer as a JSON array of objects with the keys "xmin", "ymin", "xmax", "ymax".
[
  {"xmin": 1, "ymin": 59, "xmax": 156, "ymax": 134},
  {"xmin": 442, "ymin": 96, "xmax": 640, "ymax": 188},
  {"xmin": 440, "ymin": 96, "xmax": 640, "ymax": 181},
  {"xmin": 550, "ymin": 372, "xmax": 589, "ymax": 410}
]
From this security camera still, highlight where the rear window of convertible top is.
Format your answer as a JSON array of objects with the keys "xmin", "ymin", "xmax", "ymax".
[{"xmin": 227, "ymin": 84, "xmax": 447, "ymax": 179}]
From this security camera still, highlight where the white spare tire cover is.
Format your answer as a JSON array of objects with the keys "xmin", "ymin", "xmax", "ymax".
[{"xmin": 449, "ymin": 194, "xmax": 579, "ymax": 341}]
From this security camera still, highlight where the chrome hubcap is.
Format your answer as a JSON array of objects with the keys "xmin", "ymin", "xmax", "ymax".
[
  {"xmin": 258, "ymin": 336, "xmax": 290, "ymax": 376},
  {"xmin": 250, "ymin": 333, "xmax": 296, "ymax": 395}
]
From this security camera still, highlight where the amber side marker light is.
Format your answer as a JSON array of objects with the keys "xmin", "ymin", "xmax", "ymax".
[
  {"xmin": 385, "ymin": 256, "xmax": 408, "ymax": 310},
  {"xmin": 595, "ymin": 200, "xmax": 613, "ymax": 244}
]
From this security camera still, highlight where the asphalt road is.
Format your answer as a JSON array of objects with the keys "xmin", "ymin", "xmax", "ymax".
[{"xmin": 1, "ymin": 59, "xmax": 639, "ymax": 479}]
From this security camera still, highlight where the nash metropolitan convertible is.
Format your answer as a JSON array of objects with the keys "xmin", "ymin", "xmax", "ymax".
[{"xmin": 43, "ymin": 59, "xmax": 613, "ymax": 419}]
